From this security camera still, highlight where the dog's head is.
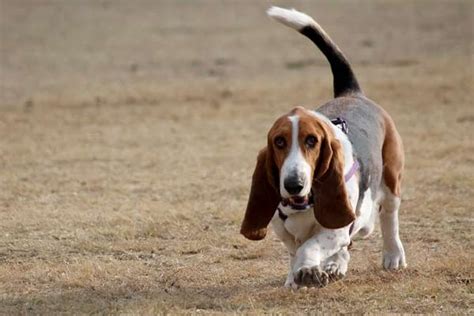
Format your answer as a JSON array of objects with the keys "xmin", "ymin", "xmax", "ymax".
[{"xmin": 240, "ymin": 106, "xmax": 355, "ymax": 240}]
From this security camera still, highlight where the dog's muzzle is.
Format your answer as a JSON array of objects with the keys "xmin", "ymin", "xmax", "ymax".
[{"xmin": 281, "ymin": 192, "xmax": 314, "ymax": 210}]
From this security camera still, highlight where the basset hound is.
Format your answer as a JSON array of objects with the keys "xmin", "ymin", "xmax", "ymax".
[{"xmin": 240, "ymin": 7, "xmax": 407, "ymax": 289}]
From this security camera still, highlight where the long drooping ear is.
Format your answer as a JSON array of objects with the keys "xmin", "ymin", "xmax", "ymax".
[
  {"xmin": 313, "ymin": 139, "xmax": 355, "ymax": 229},
  {"xmin": 240, "ymin": 148, "xmax": 280, "ymax": 240}
]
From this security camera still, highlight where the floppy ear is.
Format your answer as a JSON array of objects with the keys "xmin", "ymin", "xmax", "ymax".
[
  {"xmin": 240, "ymin": 148, "xmax": 280, "ymax": 240},
  {"xmin": 313, "ymin": 138, "xmax": 355, "ymax": 229}
]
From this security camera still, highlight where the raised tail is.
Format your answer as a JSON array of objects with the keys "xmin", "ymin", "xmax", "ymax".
[{"xmin": 267, "ymin": 6, "xmax": 362, "ymax": 97}]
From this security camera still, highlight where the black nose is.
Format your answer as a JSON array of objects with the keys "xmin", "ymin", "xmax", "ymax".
[{"xmin": 284, "ymin": 177, "xmax": 304, "ymax": 195}]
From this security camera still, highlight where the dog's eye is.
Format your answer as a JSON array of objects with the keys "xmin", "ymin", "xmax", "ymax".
[
  {"xmin": 274, "ymin": 136, "xmax": 286, "ymax": 149},
  {"xmin": 305, "ymin": 135, "xmax": 317, "ymax": 148}
]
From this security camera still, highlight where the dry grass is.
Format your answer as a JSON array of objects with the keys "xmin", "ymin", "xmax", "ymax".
[{"xmin": 1, "ymin": 0, "xmax": 473, "ymax": 314}]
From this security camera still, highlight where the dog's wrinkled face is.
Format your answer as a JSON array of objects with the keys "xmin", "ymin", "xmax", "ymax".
[
  {"xmin": 241, "ymin": 105, "xmax": 355, "ymax": 240},
  {"xmin": 268, "ymin": 106, "xmax": 328, "ymax": 210}
]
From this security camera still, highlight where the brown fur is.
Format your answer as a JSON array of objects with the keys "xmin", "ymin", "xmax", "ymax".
[
  {"xmin": 240, "ymin": 149, "xmax": 280, "ymax": 240},
  {"xmin": 241, "ymin": 107, "xmax": 356, "ymax": 240},
  {"xmin": 381, "ymin": 109, "xmax": 404, "ymax": 197},
  {"xmin": 313, "ymin": 138, "xmax": 356, "ymax": 228}
]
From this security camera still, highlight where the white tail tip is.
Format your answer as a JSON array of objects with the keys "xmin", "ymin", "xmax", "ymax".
[{"xmin": 267, "ymin": 6, "xmax": 316, "ymax": 31}]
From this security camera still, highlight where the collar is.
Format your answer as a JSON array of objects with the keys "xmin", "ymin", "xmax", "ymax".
[
  {"xmin": 277, "ymin": 207, "xmax": 288, "ymax": 221},
  {"xmin": 344, "ymin": 159, "xmax": 359, "ymax": 182}
]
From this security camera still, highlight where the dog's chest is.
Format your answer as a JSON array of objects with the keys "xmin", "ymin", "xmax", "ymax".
[{"xmin": 283, "ymin": 211, "xmax": 317, "ymax": 243}]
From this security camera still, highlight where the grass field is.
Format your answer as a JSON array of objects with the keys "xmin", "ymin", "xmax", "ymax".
[{"xmin": 1, "ymin": 0, "xmax": 473, "ymax": 314}]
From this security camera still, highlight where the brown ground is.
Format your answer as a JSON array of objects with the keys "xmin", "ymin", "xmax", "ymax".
[{"xmin": 0, "ymin": 0, "xmax": 473, "ymax": 314}]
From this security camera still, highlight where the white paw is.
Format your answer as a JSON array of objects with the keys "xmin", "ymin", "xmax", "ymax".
[
  {"xmin": 321, "ymin": 248, "xmax": 349, "ymax": 280},
  {"xmin": 293, "ymin": 266, "xmax": 329, "ymax": 288},
  {"xmin": 323, "ymin": 261, "xmax": 346, "ymax": 280},
  {"xmin": 383, "ymin": 243, "xmax": 407, "ymax": 270}
]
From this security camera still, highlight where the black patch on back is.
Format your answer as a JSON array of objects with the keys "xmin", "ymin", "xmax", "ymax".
[{"xmin": 300, "ymin": 26, "xmax": 361, "ymax": 98}]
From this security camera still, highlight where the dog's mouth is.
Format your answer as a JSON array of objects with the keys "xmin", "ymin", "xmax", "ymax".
[{"xmin": 281, "ymin": 193, "xmax": 314, "ymax": 210}]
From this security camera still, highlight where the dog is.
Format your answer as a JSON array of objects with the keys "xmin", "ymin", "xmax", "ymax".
[{"xmin": 240, "ymin": 7, "xmax": 407, "ymax": 289}]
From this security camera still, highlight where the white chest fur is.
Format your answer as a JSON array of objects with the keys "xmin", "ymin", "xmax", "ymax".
[{"xmin": 281, "ymin": 208, "xmax": 317, "ymax": 244}]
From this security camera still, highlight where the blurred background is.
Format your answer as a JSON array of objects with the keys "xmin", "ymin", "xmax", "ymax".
[
  {"xmin": 1, "ymin": 1, "xmax": 472, "ymax": 314},
  {"xmin": 2, "ymin": 1, "xmax": 471, "ymax": 106}
]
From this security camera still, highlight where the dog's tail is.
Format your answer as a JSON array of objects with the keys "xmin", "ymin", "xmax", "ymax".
[{"xmin": 267, "ymin": 6, "xmax": 362, "ymax": 97}]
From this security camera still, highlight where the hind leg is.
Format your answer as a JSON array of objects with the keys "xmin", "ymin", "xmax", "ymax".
[
  {"xmin": 380, "ymin": 113, "xmax": 406, "ymax": 269},
  {"xmin": 379, "ymin": 183, "xmax": 406, "ymax": 269}
]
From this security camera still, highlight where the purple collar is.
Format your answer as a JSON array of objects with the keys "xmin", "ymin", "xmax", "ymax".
[{"xmin": 344, "ymin": 160, "xmax": 359, "ymax": 182}]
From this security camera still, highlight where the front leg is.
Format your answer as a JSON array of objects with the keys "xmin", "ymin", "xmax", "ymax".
[
  {"xmin": 322, "ymin": 246, "xmax": 350, "ymax": 281},
  {"xmin": 292, "ymin": 226, "xmax": 350, "ymax": 288},
  {"xmin": 284, "ymin": 255, "xmax": 296, "ymax": 288},
  {"xmin": 270, "ymin": 212, "xmax": 298, "ymax": 288}
]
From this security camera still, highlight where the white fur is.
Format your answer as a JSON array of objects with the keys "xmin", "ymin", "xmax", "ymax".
[
  {"xmin": 271, "ymin": 209, "xmax": 351, "ymax": 289},
  {"xmin": 267, "ymin": 6, "xmax": 316, "ymax": 31},
  {"xmin": 378, "ymin": 182, "xmax": 407, "ymax": 269},
  {"xmin": 310, "ymin": 112, "xmax": 354, "ymax": 176},
  {"xmin": 271, "ymin": 110, "xmax": 408, "ymax": 288},
  {"xmin": 349, "ymin": 188, "xmax": 375, "ymax": 239},
  {"xmin": 266, "ymin": 7, "xmax": 406, "ymax": 287},
  {"xmin": 267, "ymin": 6, "xmax": 332, "ymax": 45},
  {"xmin": 280, "ymin": 115, "xmax": 312, "ymax": 199},
  {"xmin": 272, "ymin": 112, "xmax": 357, "ymax": 289},
  {"xmin": 273, "ymin": 180, "xmax": 405, "ymax": 289},
  {"xmin": 323, "ymin": 247, "xmax": 350, "ymax": 277}
]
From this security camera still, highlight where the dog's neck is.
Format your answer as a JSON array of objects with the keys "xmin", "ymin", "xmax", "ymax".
[{"xmin": 310, "ymin": 111, "xmax": 355, "ymax": 175}]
